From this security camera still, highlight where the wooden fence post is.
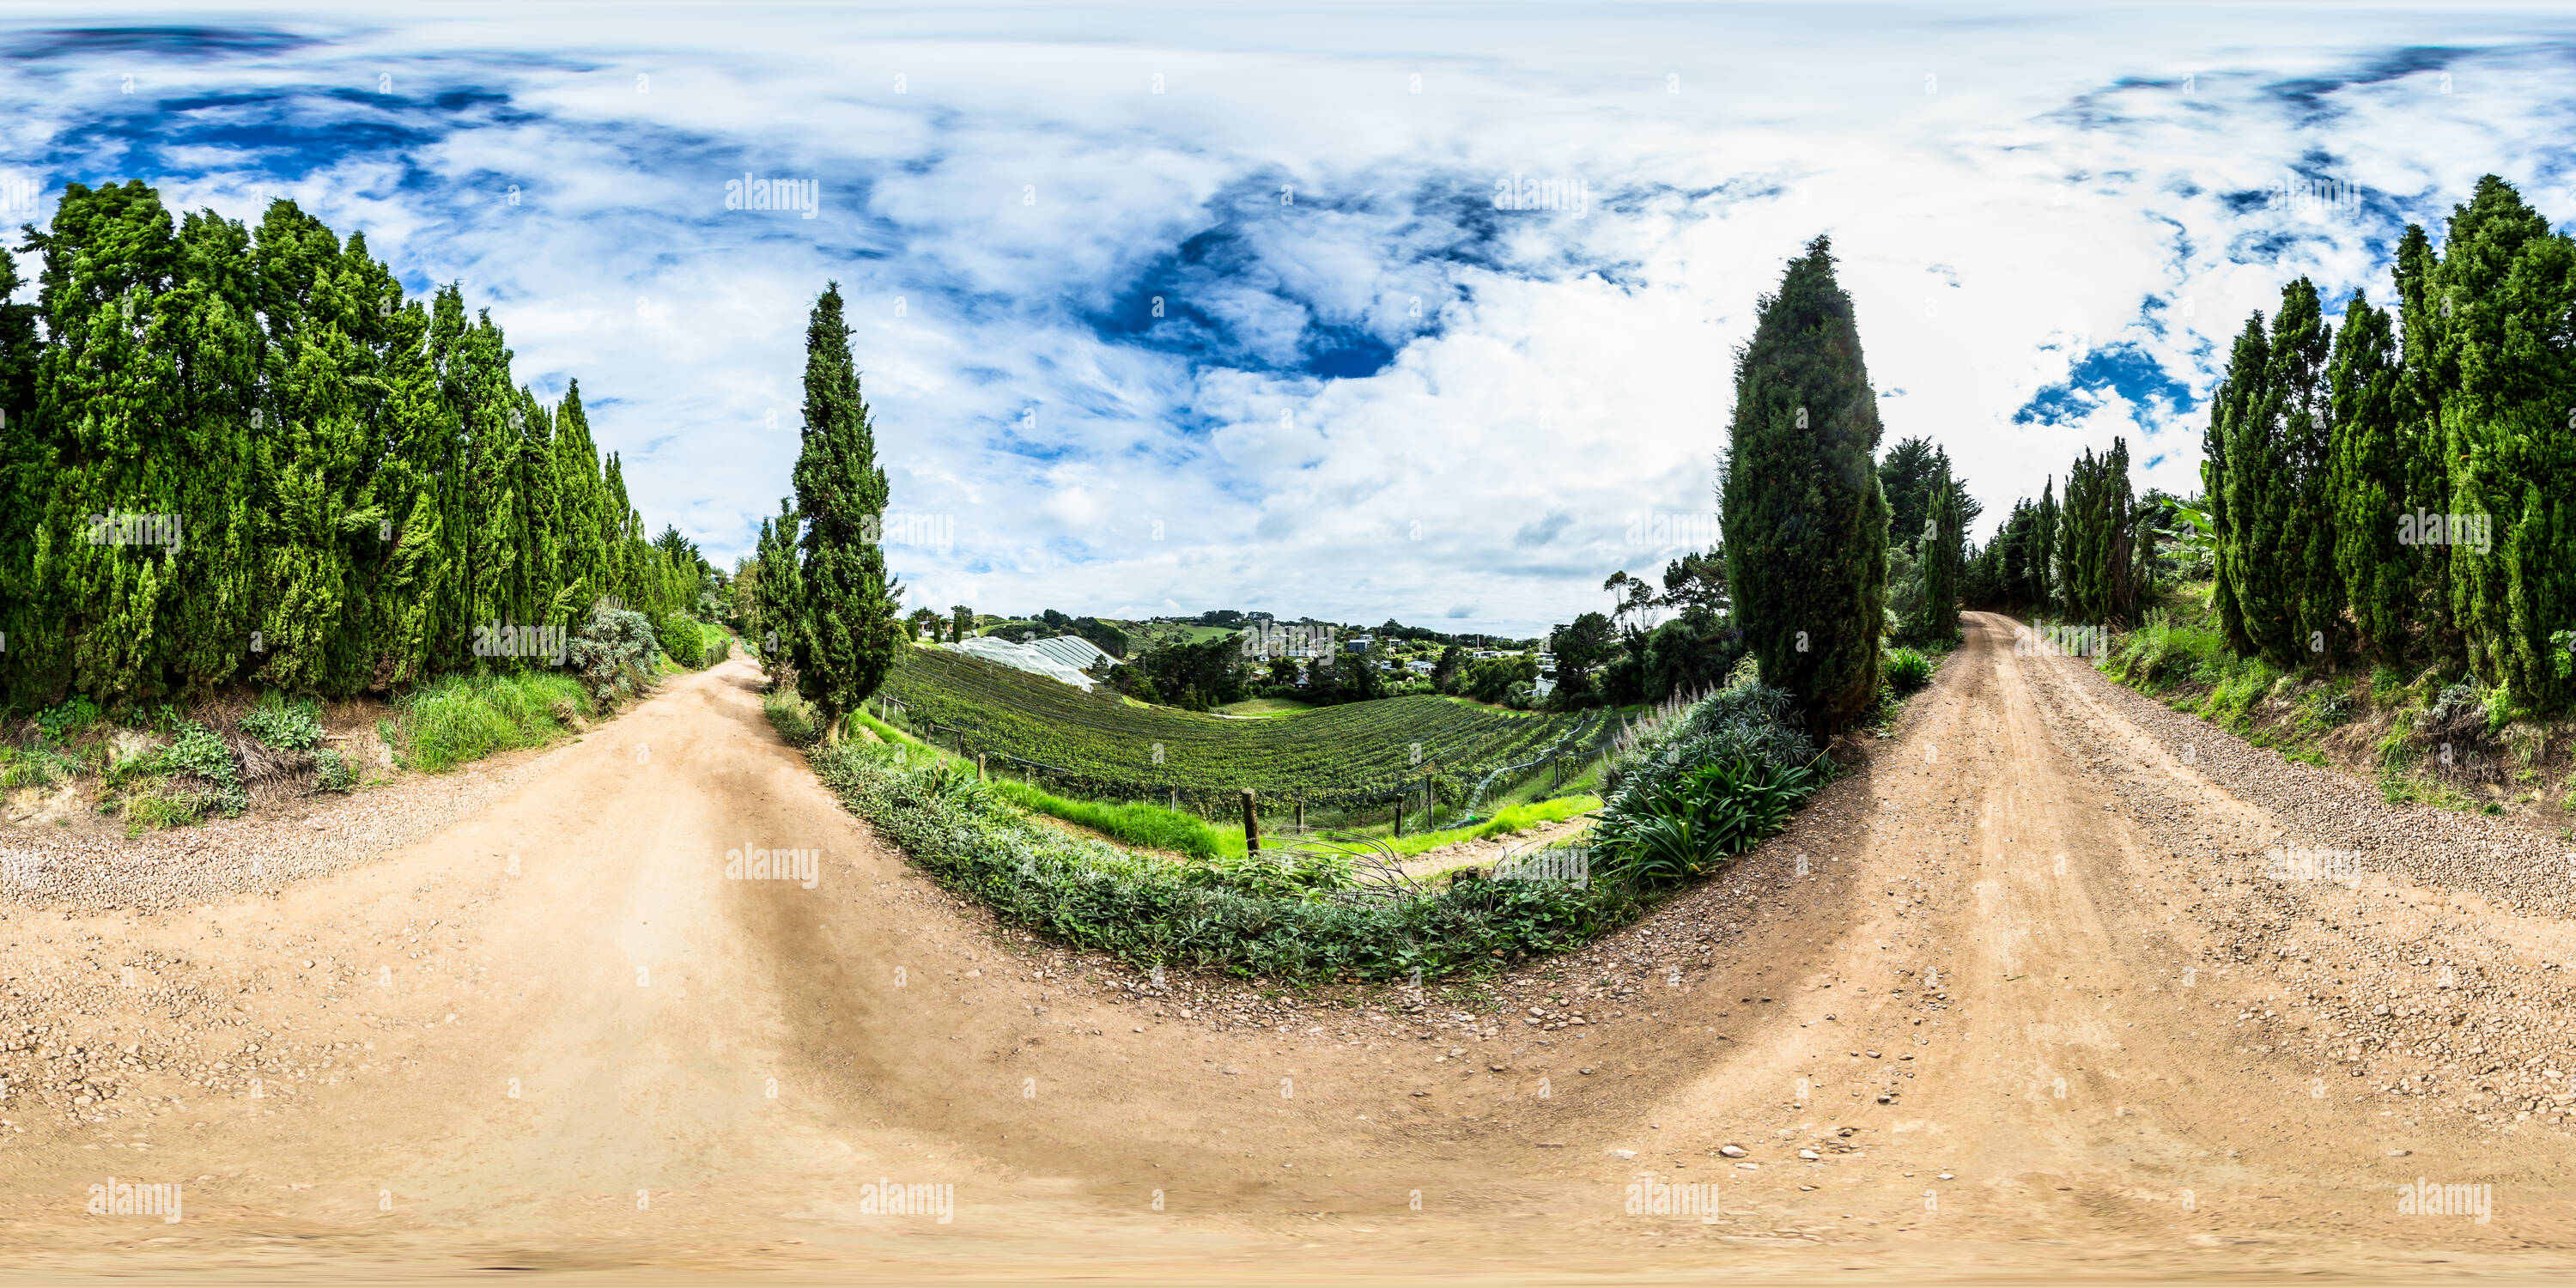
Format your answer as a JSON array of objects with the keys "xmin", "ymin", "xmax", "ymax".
[
  {"xmin": 954, "ymin": 729, "xmax": 966, "ymax": 757},
  {"xmin": 1394, "ymin": 798, "xmax": 1404, "ymax": 837},
  {"xmin": 1294, "ymin": 795, "xmax": 1304, "ymax": 833},
  {"xmin": 975, "ymin": 754, "xmax": 986, "ymax": 782},
  {"xmin": 1240, "ymin": 788, "xmax": 1261, "ymax": 855}
]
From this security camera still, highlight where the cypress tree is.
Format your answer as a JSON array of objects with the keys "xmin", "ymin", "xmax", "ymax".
[
  {"xmin": 22, "ymin": 181, "xmax": 193, "ymax": 705},
  {"xmin": 601, "ymin": 451, "xmax": 640, "ymax": 608},
  {"xmin": 2326, "ymin": 292, "xmax": 2409, "ymax": 666},
  {"xmin": 790, "ymin": 283, "xmax": 904, "ymax": 740},
  {"xmin": 2428, "ymin": 177, "xmax": 2575, "ymax": 708},
  {"xmin": 2266, "ymin": 280, "xmax": 2342, "ymax": 665},
  {"xmin": 1878, "ymin": 436, "xmax": 1941, "ymax": 554},
  {"xmin": 251, "ymin": 200, "xmax": 381, "ymax": 695},
  {"xmin": 2217, "ymin": 298, "xmax": 2306, "ymax": 664},
  {"xmin": 0, "ymin": 244, "xmax": 42, "ymax": 699},
  {"xmin": 2055, "ymin": 443, "xmax": 2136, "ymax": 625},
  {"xmin": 2033, "ymin": 477, "xmax": 2057, "ymax": 614},
  {"xmin": 1908, "ymin": 451, "xmax": 1963, "ymax": 641},
  {"xmin": 2391, "ymin": 222, "xmax": 2462, "ymax": 667},
  {"xmin": 754, "ymin": 500, "xmax": 805, "ymax": 685},
  {"xmin": 2205, "ymin": 316, "xmax": 2269, "ymax": 655},
  {"xmin": 552, "ymin": 380, "xmax": 611, "ymax": 615},
  {"xmin": 1722, "ymin": 237, "xmax": 1890, "ymax": 732}
]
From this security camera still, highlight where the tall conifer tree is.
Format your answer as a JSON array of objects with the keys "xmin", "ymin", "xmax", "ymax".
[
  {"xmin": 790, "ymin": 283, "xmax": 903, "ymax": 740},
  {"xmin": 1722, "ymin": 237, "xmax": 1889, "ymax": 732}
]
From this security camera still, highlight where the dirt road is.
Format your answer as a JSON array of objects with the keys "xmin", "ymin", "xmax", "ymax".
[{"xmin": 6, "ymin": 612, "xmax": 2576, "ymax": 1281}]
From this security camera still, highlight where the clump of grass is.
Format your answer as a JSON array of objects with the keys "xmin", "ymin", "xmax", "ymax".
[
  {"xmin": 2197, "ymin": 658, "xmax": 2280, "ymax": 733},
  {"xmin": 0, "ymin": 744, "xmax": 78, "ymax": 792},
  {"xmin": 313, "ymin": 748, "xmax": 355, "ymax": 793},
  {"xmin": 122, "ymin": 783, "xmax": 211, "ymax": 834},
  {"xmin": 763, "ymin": 689, "xmax": 823, "ymax": 747},
  {"xmin": 391, "ymin": 671, "xmax": 590, "ymax": 773}
]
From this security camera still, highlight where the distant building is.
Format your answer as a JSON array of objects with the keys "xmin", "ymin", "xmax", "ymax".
[
  {"xmin": 1346, "ymin": 635, "xmax": 1373, "ymax": 653},
  {"xmin": 1532, "ymin": 675, "xmax": 1557, "ymax": 700}
]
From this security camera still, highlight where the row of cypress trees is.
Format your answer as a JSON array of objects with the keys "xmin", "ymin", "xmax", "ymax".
[
  {"xmin": 2204, "ymin": 175, "xmax": 2574, "ymax": 710},
  {"xmin": 1965, "ymin": 177, "xmax": 2573, "ymax": 715},
  {"xmin": 1964, "ymin": 439, "xmax": 2154, "ymax": 627},
  {"xmin": 0, "ymin": 180, "xmax": 699, "ymax": 711}
]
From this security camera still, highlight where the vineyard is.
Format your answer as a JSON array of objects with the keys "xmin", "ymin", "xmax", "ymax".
[{"xmin": 876, "ymin": 646, "xmax": 1611, "ymax": 813}]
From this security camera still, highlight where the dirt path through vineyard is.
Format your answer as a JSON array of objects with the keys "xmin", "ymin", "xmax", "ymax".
[{"xmin": 6, "ymin": 612, "xmax": 2575, "ymax": 1282}]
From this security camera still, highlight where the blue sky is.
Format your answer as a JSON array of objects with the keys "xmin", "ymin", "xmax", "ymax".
[{"xmin": 5, "ymin": 3, "xmax": 2573, "ymax": 635}]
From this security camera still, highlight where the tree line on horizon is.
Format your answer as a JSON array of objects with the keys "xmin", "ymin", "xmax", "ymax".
[{"xmin": 0, "ymin": 181, "xmax": 710, "ymax": 714}]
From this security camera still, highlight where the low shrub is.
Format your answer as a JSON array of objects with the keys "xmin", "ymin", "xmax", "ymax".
[
  {"xmin": 35, "ymin": 696, "xmax": 104, "ymax": 744},
  {"xmin": 1882, "ymin": 647, "xmax": 1934, "ymax": 696},
  {"xmin": 1592, "ymin": 682, "xmax": 1821, "ymax": 890},
  {"xmin": 313, "ymin": 747, "xmax": 355, "ymax": 793},
  {"xmin": 1593, "ymin": 754, "xmax": 1820, "ymax": 888},
  {"xmin": 240, "ymin": 694, "xmax": 325, "ymax": 751},
  {"xmin": 653, "ymin": 612, "xmax": 705, "ymax": 669},
  {"xmin": 568, "ymin": 604, "xmax": 663, "ymax": 707},
  {"xmin": 162, "ymin": 720, "xmax": 247, "ymax": 814}
]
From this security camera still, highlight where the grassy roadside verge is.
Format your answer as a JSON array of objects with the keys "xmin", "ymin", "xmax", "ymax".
[
  {"xmin": 2094, "ymin": 585, "xmax": 2576, "ymax": 819},
  {"xmin": 387, "ymin": 671, "xmax": 593, "ymax": 773}
]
